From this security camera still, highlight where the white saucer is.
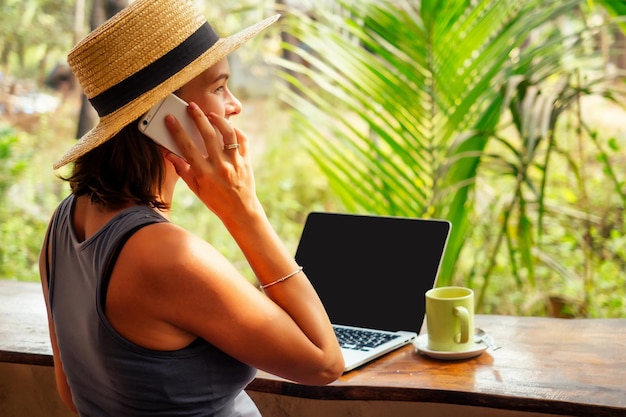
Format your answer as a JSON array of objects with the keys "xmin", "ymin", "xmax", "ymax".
[{"xmin": 414, "ymin": 334, "xmax": 487, "ymax": 360}]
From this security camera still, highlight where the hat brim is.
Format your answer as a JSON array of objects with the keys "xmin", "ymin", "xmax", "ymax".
[{"xmin": 54, "ymin": 14, "xmax": 279, "ymax": 170}]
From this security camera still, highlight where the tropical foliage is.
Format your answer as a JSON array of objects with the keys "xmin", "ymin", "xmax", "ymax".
[
  {"xmin": 276, "ymin": 0, "xmax": 626, "ymax": 315},
  {"xmin": 1, "ymin": 0, "xmax": 626, "ymax": 317},
  {"xmin": 0, "ymin": 0, "xmax": 75, "ymax": 80}
]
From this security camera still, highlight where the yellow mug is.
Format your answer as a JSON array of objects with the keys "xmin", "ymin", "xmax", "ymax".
[{"xmin": 425, "ymin": 286, "xmax": 475, "ymax": 352}]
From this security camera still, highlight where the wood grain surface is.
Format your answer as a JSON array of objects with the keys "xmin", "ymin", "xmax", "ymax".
[{"xmin": 1, "ymin": 280, "xmax": 624, "ymax": 416}]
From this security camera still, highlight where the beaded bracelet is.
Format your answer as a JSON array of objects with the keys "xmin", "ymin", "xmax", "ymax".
[{"xmin": 260, "ymin": 266, "xmax": 303, "ymax": 290}]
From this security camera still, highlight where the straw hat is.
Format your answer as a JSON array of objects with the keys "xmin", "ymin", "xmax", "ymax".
[{"xmin": 54, "ymin": 0, "xmax": 279, "ymax": 169}]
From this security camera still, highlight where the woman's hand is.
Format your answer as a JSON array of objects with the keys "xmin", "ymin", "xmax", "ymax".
[{"xmin": 164, "ymin": 102, "xmax": 260, "ymax": 224}]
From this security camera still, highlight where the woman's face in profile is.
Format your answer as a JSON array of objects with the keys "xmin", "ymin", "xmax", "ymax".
[{"xmin": 177, "ymin": 59, "xmax": 242, "ymax": 121}]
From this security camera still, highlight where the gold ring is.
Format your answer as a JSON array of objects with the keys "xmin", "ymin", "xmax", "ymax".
[{"xmin": 223, "ymin": 143, "xmax": 240, "ymax": 150}]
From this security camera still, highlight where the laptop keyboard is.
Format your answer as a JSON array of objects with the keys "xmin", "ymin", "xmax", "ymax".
[{"xmin": 334, "ymin": 326, "xmax": 399, "ymax": 351}]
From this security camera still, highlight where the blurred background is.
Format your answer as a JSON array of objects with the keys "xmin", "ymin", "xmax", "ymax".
[{"xmin": 2, "ymin": 0, "xmax": 626, "ymax": 318}]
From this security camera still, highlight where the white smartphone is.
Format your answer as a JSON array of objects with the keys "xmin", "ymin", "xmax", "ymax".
[{"xmin": 138, "ymin": 94, "xmax": 222, "ymax": 159}]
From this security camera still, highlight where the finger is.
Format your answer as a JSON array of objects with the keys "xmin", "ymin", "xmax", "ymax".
[
  {"xmin": 165, "ymin": 150, "xmax": 191, "ymax": 177},
  {"xmin": 232, "ymin": 127, "xmax": 248, "ymax": 156},
  {"xmin": 165, "ymin": 148, "xmax": 204, "ymax": 195},
  {"xmin": 186, "ymin": 102, "xmax": 224, "ymax": 157},
  {"xmin": 164, "ymin": 114, "xmax": 204, "ymax": 166},
  {"xmin": 208, "ymin": 113, "xmax": 238, "ymax": 152}
]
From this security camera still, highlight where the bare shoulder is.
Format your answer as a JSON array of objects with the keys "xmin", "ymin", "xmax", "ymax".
[
  {"xmin": 112, "ymin": 219, "xmax": 255, "ymax": 304},
  {"xmin": 105, "ymin": 221, "xmax": 248, "ymax": 349},
  {"xmin": 119, "ymin": 221, "xmax": 230, "ymax": 284},
  {"xmin": 106, "ymin": 223, "xmax": 236, "ymax": 350}
]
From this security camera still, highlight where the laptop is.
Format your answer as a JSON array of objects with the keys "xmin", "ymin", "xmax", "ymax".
[{"xmin": 294, "ymin": 212, "xmax": 451, "ymax": 372}]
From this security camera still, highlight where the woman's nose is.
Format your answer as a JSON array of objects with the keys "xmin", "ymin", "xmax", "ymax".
[{"xmin": 225, "ymin": 88, "xmax": 242, "ymax": 117}]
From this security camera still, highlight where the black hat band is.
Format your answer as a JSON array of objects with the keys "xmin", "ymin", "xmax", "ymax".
[{"xmin": 89, "ymin": 22, "xmax": 218, "ymax": 117}]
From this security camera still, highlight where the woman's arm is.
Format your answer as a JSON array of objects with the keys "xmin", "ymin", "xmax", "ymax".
[
  {"xmin": 147, "ymin": 104, "xmax": 345, "ymax": 384},
  {"xmin": 111, "ymin": 221, "xmax": 343, "ymax": 385}
]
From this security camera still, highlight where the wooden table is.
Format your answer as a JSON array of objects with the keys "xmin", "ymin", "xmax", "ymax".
[{"xmin": 1, "ymin": 280, "xmax": 625, "ymax": 416}]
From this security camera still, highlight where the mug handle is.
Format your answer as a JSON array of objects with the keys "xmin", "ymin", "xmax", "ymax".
[{"xmin": 453, "ymin": 306, "xmax": 469, "ymax": 343}]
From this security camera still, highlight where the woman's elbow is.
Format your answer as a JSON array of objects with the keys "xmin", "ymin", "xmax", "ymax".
[
  {"xmin": 319, "ymin": 361, "xmax": 345, "ymax": 385},
  {"xmin": 305, "ymin": 353, "xmax": 345, "ymax": 386}
]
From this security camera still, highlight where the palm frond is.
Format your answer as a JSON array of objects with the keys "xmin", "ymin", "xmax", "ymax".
[{"xmin": 277, "ymin": 0, "xmax": 584, "ymax": 286}]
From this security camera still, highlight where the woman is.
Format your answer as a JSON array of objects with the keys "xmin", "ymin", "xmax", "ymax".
[{"xmin": 39, "ymin": 1, "xmax": 344, "ymax": 416}]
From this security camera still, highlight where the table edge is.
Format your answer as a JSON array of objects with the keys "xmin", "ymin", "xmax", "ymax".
[{"xmin": 246, "ymin": 377, "xmax": 624, "ymax": 417}]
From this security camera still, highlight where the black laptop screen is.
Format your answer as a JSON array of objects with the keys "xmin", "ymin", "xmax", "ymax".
[{"xmin": 294, "ymin": 212, "xmax": 451, "ymax": 333}]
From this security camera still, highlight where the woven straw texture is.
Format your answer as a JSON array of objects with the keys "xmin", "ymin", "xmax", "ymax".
[{"xmin": 54, "ymin": 0, "xmax": 279, "ymax": 169}]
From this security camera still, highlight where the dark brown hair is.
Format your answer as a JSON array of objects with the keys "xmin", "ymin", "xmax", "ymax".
[{"xmin": 62, "ymin": 120, "xmax": 168, "ymax": 210}]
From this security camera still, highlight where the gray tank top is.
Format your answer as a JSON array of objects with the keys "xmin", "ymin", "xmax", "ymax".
[{"xmin": 47, "ymin": 195, "xmax": 260, "ymax": 417}]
